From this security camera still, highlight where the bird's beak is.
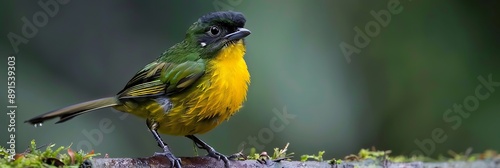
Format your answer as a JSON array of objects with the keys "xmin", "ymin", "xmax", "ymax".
[{"xmin": 225, "ymin": 28, "xmax": 251, "ymax": 41}]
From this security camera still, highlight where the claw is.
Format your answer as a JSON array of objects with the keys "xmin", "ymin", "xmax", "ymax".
[
  {"xmin": 186, "ymin": 135, "xmax": 231, "ymax": 168},
  {"xmin": 147, "ymin": 120, "xmax": 182, "ymax": 168},
  {"xmin": 206, "ymin": 149, "xmax": 230, "ymax": 168},
  {"xmin": 155, "ymin": 152, "xmax": 182, "ymax": 168}
]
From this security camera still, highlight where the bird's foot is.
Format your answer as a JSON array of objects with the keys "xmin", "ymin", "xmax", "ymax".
[
  {"xmin": 154, "ymin": 151, "xmax": 182, "ymax": 168},
  {"xmin": 206, "ymin": 148, "xmax": 230, "ymax": 168}
]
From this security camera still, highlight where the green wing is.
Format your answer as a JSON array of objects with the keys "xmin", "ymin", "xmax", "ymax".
[{"xmin": 117, "ymin": 59, "xmax": 205, "ymax": 99}]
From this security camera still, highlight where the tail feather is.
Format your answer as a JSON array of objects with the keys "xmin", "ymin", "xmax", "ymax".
[{"xmin": 25, "ymin": 97, "xmax": 119, "ymax": 125}]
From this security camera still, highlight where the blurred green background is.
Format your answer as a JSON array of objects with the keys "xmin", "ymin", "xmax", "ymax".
[{"xmin": 1, "ymin": 0, "xmax": 499, "ymax": 159}]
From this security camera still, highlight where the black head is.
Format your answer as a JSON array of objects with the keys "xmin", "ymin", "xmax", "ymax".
[
  {"xmin": 199, "ymin": 11, "xmax": 246, "ymax": 28},
  {"xmin": 185, "ymin": 11, "xmax": 251, "ymax": 58}
]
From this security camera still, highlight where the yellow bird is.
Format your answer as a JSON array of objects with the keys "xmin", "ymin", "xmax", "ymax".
[{"xmin": 26, "ymin": 11, "xmax": 251, "ymax": 168}]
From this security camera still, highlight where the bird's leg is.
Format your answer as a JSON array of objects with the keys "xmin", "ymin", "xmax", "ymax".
[
  {"xmin": 157, "ymin": 141, "xmax": 169, "ymax": 149},
  {"xmin": 147, "ymin": 119, "xmax": 182, "ymax": 168},
  {"xmin": 186, "ymin": 135, "xmax": 230, "ymax": 168}
]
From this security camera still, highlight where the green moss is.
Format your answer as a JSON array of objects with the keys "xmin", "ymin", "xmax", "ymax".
[
  {"xmin": 5, "ymin": 140, "xmax": 498, "ymax": 167},
  {"xmin": 247, "ymin": 143, "xmax": 294, "ymax": 161},
  {"xmin": 347, "ymin": 148, "xmax": 500, "ymax": 163},
  {"xmin": 301, "ymin": 151, "xmax": 324, "ymax": 162},
  {"xmin": 246, "ymin": 144, "xmax": 499, "ymax": 164},
  {"xmin": 272, "ymin": 143, "xmax": 294, "ymax": 160},
  {"xmin": 0, "ymin": 140, "xmax": 99, "ymax": 167}
]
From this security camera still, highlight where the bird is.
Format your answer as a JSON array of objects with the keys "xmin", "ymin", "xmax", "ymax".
[{"xmin": 25, "ymin": 11, "xmax": 251, "ymax": 168}]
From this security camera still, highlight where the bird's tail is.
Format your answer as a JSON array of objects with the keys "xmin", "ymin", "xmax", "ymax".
[{"xmin": 25, "ymin": 97, "xmax": 119, "ymax": 125}]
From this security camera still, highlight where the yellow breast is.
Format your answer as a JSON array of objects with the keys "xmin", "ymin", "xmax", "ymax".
[{"xmin": 158, "ymin": 40, "xmax": 250, "ymax": 135}]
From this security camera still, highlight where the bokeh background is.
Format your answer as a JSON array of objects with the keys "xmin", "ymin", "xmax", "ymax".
[{"xmin": 1, "ymin": 0, "xmax": 499, "ymax": 160}]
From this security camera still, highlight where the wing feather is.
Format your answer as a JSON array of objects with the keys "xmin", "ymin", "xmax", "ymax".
[{"xmin": 117, "ymin": 59, "xmax": 205, "ymax": 99}]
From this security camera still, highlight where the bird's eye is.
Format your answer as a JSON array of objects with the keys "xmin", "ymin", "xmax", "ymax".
[{"xmin": 208, "ymin": 26, "xmax": 220, "ymax": 37}]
